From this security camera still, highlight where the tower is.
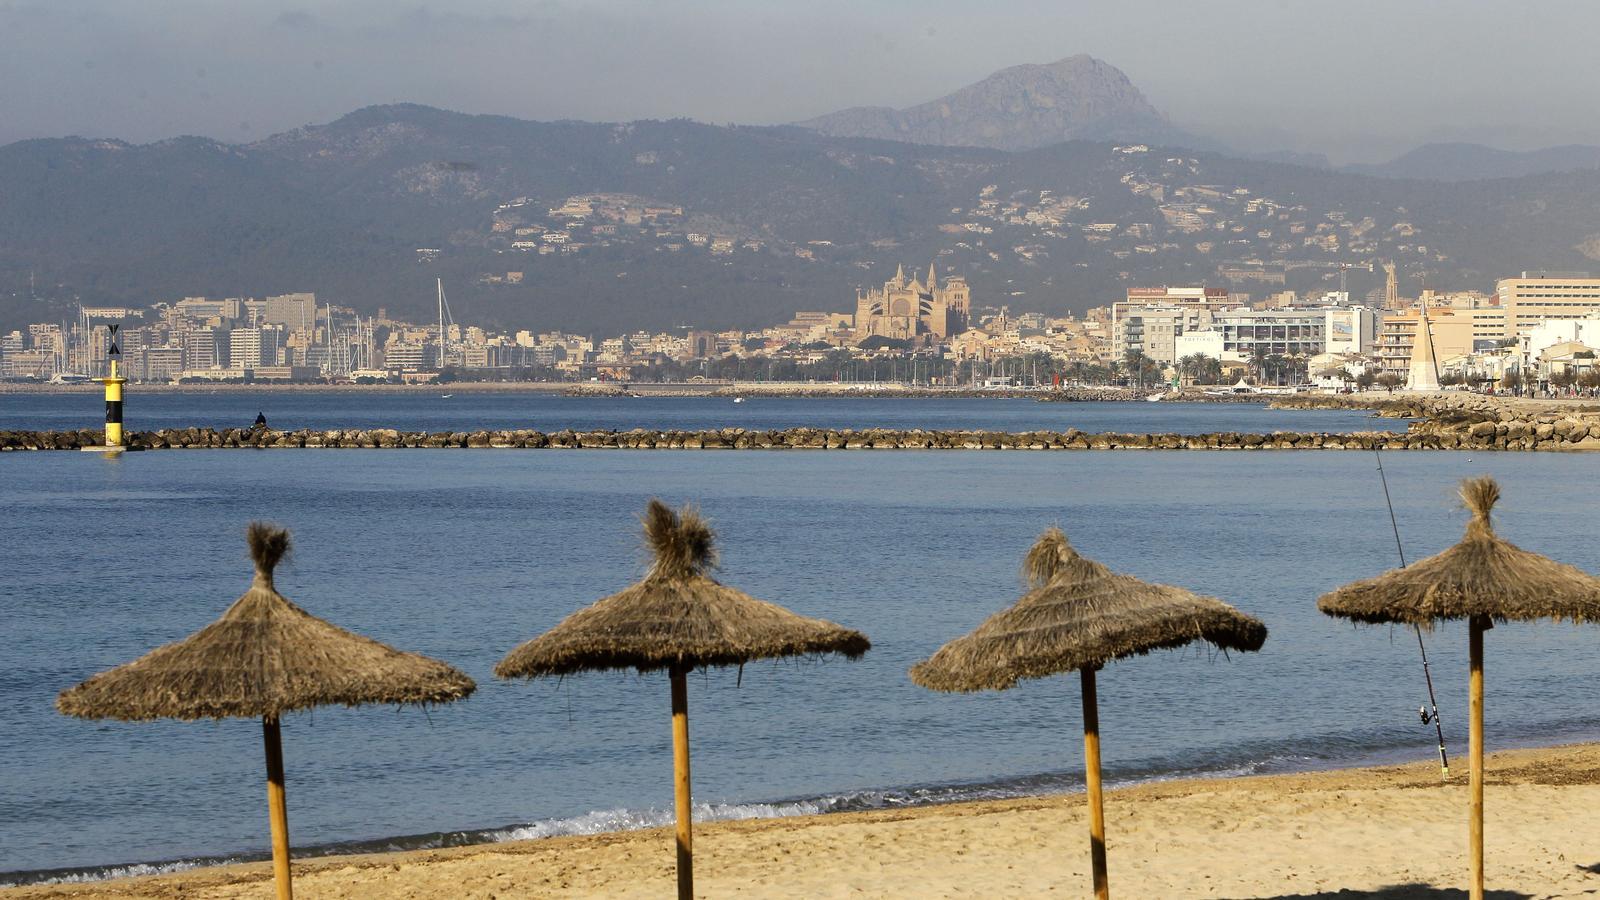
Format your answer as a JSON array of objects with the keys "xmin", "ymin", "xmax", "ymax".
[{"xmin": 1383, "ymin": 262, "xmax": 1399, "ymax": 311}]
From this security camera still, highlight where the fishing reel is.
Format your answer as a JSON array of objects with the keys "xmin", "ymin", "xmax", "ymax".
[{"xmin": 1419, "ymin": 705, "xmax": 1435, "ymax": 725}]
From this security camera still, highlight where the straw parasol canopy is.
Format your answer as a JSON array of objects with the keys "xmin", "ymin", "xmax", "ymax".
[
  {"xmin": 911, "ymin": 526, "xmax": 1267, "ymax": 900},
  {"xmin": 911, "ymin": 527, "xmax": 1267, "ymax": 692},
  {"xmin": 1319, "ymin": 477, "xmax": 1600, "ymax": 627},
  {"xmin": 58, "ymin": 523, "xmax": 476, "ymax": 900},
  {"xmin": 496, "ymin": 500, "xmax": 869, "ymax": 900},
  {"xmin": 60, "ymin": 524, "xmax": 475, "ymax": 721},
  {"xmin": 1319, "ymin": 476, "xmax": 1600, "ymax": 900},
  {"xmin": 495, "ymin": 500, "xmax": 869, "ymax": 678}
]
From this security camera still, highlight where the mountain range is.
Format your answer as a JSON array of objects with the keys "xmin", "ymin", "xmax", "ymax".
[
  {"xmin": 795, "ymin": 55, "xmax": 1600, "ymax": 183},
  {"xmin": 4, "ymin": 57, "xmax": 1600, "ymax": 334}
]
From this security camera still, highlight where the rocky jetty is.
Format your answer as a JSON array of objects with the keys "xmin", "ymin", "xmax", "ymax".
[
  {"xmin": 8, "ymin": 392, "xmax": 1598, "ymax": 452},
  {"xmin": 2, "ymin": 422, "xmax": 1595, "ymax": 454}
]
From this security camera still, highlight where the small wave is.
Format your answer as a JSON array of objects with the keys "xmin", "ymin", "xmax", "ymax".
[
  {"xmin": 5, "ymin": 857, "xmax": 232, "ymax": 887},
  {"xmin": 13, "ymin": 726, "xmax": 1597, "ymax": 888}
]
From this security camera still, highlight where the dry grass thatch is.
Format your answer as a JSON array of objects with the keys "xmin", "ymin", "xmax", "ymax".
[
  {"xmin": 495, "ymin": 500, "xmax": 870, "ymax": 678},
  {"xmin": 1318, "ymin": 476, "xmax": 1600, "ymax": 627},
  {"xmin": 910, "ymin": 527, "xmax": 1267, "ymax": 693},
  {"xmin": 58, "ymin": 523, "xmax": 476, "ymax": 721}
]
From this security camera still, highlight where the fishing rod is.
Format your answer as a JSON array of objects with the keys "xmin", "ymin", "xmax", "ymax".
[{"xmin": 1374, "ymin": 447, "xmax": 1450, "ymax": 780}]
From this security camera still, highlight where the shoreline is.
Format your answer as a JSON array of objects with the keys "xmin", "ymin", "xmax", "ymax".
[
  {"xmin": 10, "ymin": 741, "xmax": 1600, "ymax": 898},
  {"xmin": 2, "ymin": 382, "xmax": 1120, "ymax": 400}
]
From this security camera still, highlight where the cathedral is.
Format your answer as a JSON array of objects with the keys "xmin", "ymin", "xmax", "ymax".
[{"xmin": 854, "ymin": 264, "xmax": 971, "ymax": 344}]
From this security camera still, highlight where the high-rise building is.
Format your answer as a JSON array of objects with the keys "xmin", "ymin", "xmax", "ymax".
[
  {"xmin": 183, "ymin": 327, "xmax": 224, "ymax": 370},
  {"xmin": 1495, "ymin": 273, "xmax": 1600, "ymax": 335},
  {"xmin": 228, "ymin": 326, "xmax": 285, "ymax": 370}
]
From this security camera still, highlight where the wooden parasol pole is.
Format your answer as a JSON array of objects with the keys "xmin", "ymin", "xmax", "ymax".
[
  {"xmin": 1081, "ymin": 666, "xmax": 1109, "ymax": 900},
  {"xmin": 1468, "ymin": 617, "xmax": 1486, "ymax": 900},
  {"xmin": 262, "ymin": 716, "xmax": 293, "ymax": 900},
  {"xmin": 670, "ymin": 666, "xmax": 694, "ymax": 900}
]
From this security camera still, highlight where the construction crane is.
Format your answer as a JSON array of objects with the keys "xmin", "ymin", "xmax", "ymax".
[{"xmin": 1334, "ymin": 261, "xmax": 1375, "ymax": 298}]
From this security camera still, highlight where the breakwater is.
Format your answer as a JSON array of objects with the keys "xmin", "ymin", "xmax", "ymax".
[
  {"xmin": 9, "ymin": 392, "xmax": 1600, "ymax": 451},
  {"xmin": 6, "ymin": 422, "xmax": 1599, "ymax": 452}
]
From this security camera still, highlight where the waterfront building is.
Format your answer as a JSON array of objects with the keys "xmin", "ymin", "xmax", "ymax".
[
  {"xmin": 1121, "ymin": 306, "xmax": 1216, "ymax": 364},
  {"xmin": 182, "ymin": 327, "xmax": 224, "ymax": 370},
  {"xmin": 1519, "ymin": 317, "xmax": 1600, "ymax": 366},
  {"xmin": 1111, "ymin": 287, "xmax": 1234, "ymax": 362},
  {"xmin": 1173, "ymin": 329, "xmax": 1224, "ymax": 361},
  {"xmin": 383, "ymin": 342, "xmax": 427, "ymax": 372},
  {"xmin": 144, "ymin": 346, "xmax": 184, "ymax": 381},
  {"xmin": 1323, "ymin": 307, "xmax": 1380, "ymax": 355},
  {"xmin": 228, "ymin": 326, "xmax": 285, "ymax": 371},
  {"xmin": 1213, "ymin": 309, "xmax": 1327, "ymax": 360},
  {"xmin": 1377, "ymin": 306, "xmax": 1474, "ymax": 380},
  {"xmin": 854, "ymin": 264, "xmax": 970, "ymax": 343},
  {"xmin": 1495, "ymin": 273, "xmax": 1600, "ymax": 334}
]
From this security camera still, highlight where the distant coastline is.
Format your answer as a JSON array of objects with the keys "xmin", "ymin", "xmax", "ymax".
[{"xmin": 0, "ymin": 381, "xmax": 1147, "ymax": 401}]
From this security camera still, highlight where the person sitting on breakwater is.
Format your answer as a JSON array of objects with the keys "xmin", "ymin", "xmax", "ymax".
[{"xmin": 253, "ymin": 412, "xmax": 267, "ymax": 428}]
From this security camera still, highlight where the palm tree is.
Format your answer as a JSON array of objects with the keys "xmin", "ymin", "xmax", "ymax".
[
  {"xmin": 1249, "ymin": 347, "xmax": 1269, "ymax": 385},
  {"xmin": 1123, "ymin": 349, "xmax": 1148, "ymax": 389}
]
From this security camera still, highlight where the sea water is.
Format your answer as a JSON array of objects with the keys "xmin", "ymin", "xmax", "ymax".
[{"xmin": 3, "ymin": 441, "xmax": 1596, "ymax": 883}]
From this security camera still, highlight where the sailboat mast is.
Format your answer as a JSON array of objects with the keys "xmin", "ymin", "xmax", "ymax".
[{"xmin": 437, "ymin": 277, "xmax": 445, "ymax": 371}]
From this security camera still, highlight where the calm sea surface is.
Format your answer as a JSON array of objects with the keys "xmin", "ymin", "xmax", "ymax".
[
  {"xmin": 0, "ymin": 391, "xmax": 1408, "ymax": 435},
  {"xmin": 3, "ymin": 407, "xmax": 1596, "ymax": 884}
]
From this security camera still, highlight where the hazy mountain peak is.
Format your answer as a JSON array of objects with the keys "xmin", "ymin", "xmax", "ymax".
[{"xmin": 795, "ymin": 54, "xmax": 1204, "ymax": 151}]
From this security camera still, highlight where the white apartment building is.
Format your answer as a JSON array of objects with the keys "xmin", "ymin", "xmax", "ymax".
[
  {"xmin": 1520, "ymin": 317, "xmax": 1600, "ymax": 361},
  {"xmin": 228, "ymin": 326, "xmax": 284, "ymax": 370},
  {"xmin": 1323, "ymin": 307, "xmax": 1380, "ymax": 355},
  {"xmin": 1212, "ymin": 309, "xmax": 1327, "ymax": 359}
]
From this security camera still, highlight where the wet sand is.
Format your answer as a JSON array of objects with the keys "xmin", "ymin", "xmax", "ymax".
[{"xmin": 10, "ymin": 743, "xmax": 1600, "ymax": 898}]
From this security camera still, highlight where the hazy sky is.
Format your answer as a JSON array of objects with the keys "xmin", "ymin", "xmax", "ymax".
[{"xmin": 3, "ymin": 0, "xmax": 1598, "ymax": 164}]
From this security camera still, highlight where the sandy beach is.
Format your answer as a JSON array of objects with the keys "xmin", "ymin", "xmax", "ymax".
[{"xmin": 10, "ymin": 742, "xmax": 1600, "ymax": 899}]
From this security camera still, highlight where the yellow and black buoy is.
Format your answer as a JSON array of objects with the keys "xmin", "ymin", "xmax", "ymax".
[{"xmin": 85, "ymin": 324, "xmax": 128, "ymax": 454}]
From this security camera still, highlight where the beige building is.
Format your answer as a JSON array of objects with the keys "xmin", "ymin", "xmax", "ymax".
[
  {"xmin": 1495, "ymin": 273, "xmax": 1600, "ymax": 335},
  {"xmin": 1118, "ymin": 306, "xmax": 1216, "ymax": 364},
  {"xmin": 854, "ymin": 264, "xmax": 970, "ymax": 343},
  {"xmin": 1377, "ymin": 306, "xmax": 1475, "ymax": 380}
]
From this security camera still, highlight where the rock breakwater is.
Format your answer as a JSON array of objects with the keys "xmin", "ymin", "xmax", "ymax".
[{"xmin": 5, "ymin": 420, "xmax": 1599, "ymax": 452}]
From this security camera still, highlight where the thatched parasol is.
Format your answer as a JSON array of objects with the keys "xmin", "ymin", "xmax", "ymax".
[
  {"xmin": 911, "ymin": 527, "xmax": 1267, "ymax": 900},
  {"xmin": 495, "ymin": 500, "xmax": 869, "ymax": 900},
  {"xmin": 1319, "ymin": 476, "xmax": 1600, "ymax": 900},
  {"xmin": 58, "ymin": 523, "xmax": 476, "ymax": 900}
]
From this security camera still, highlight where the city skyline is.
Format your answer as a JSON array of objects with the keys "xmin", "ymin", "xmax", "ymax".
[{"xmin": 8, "ymin": 269, "xmax": 1600, "ymax": 396}]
